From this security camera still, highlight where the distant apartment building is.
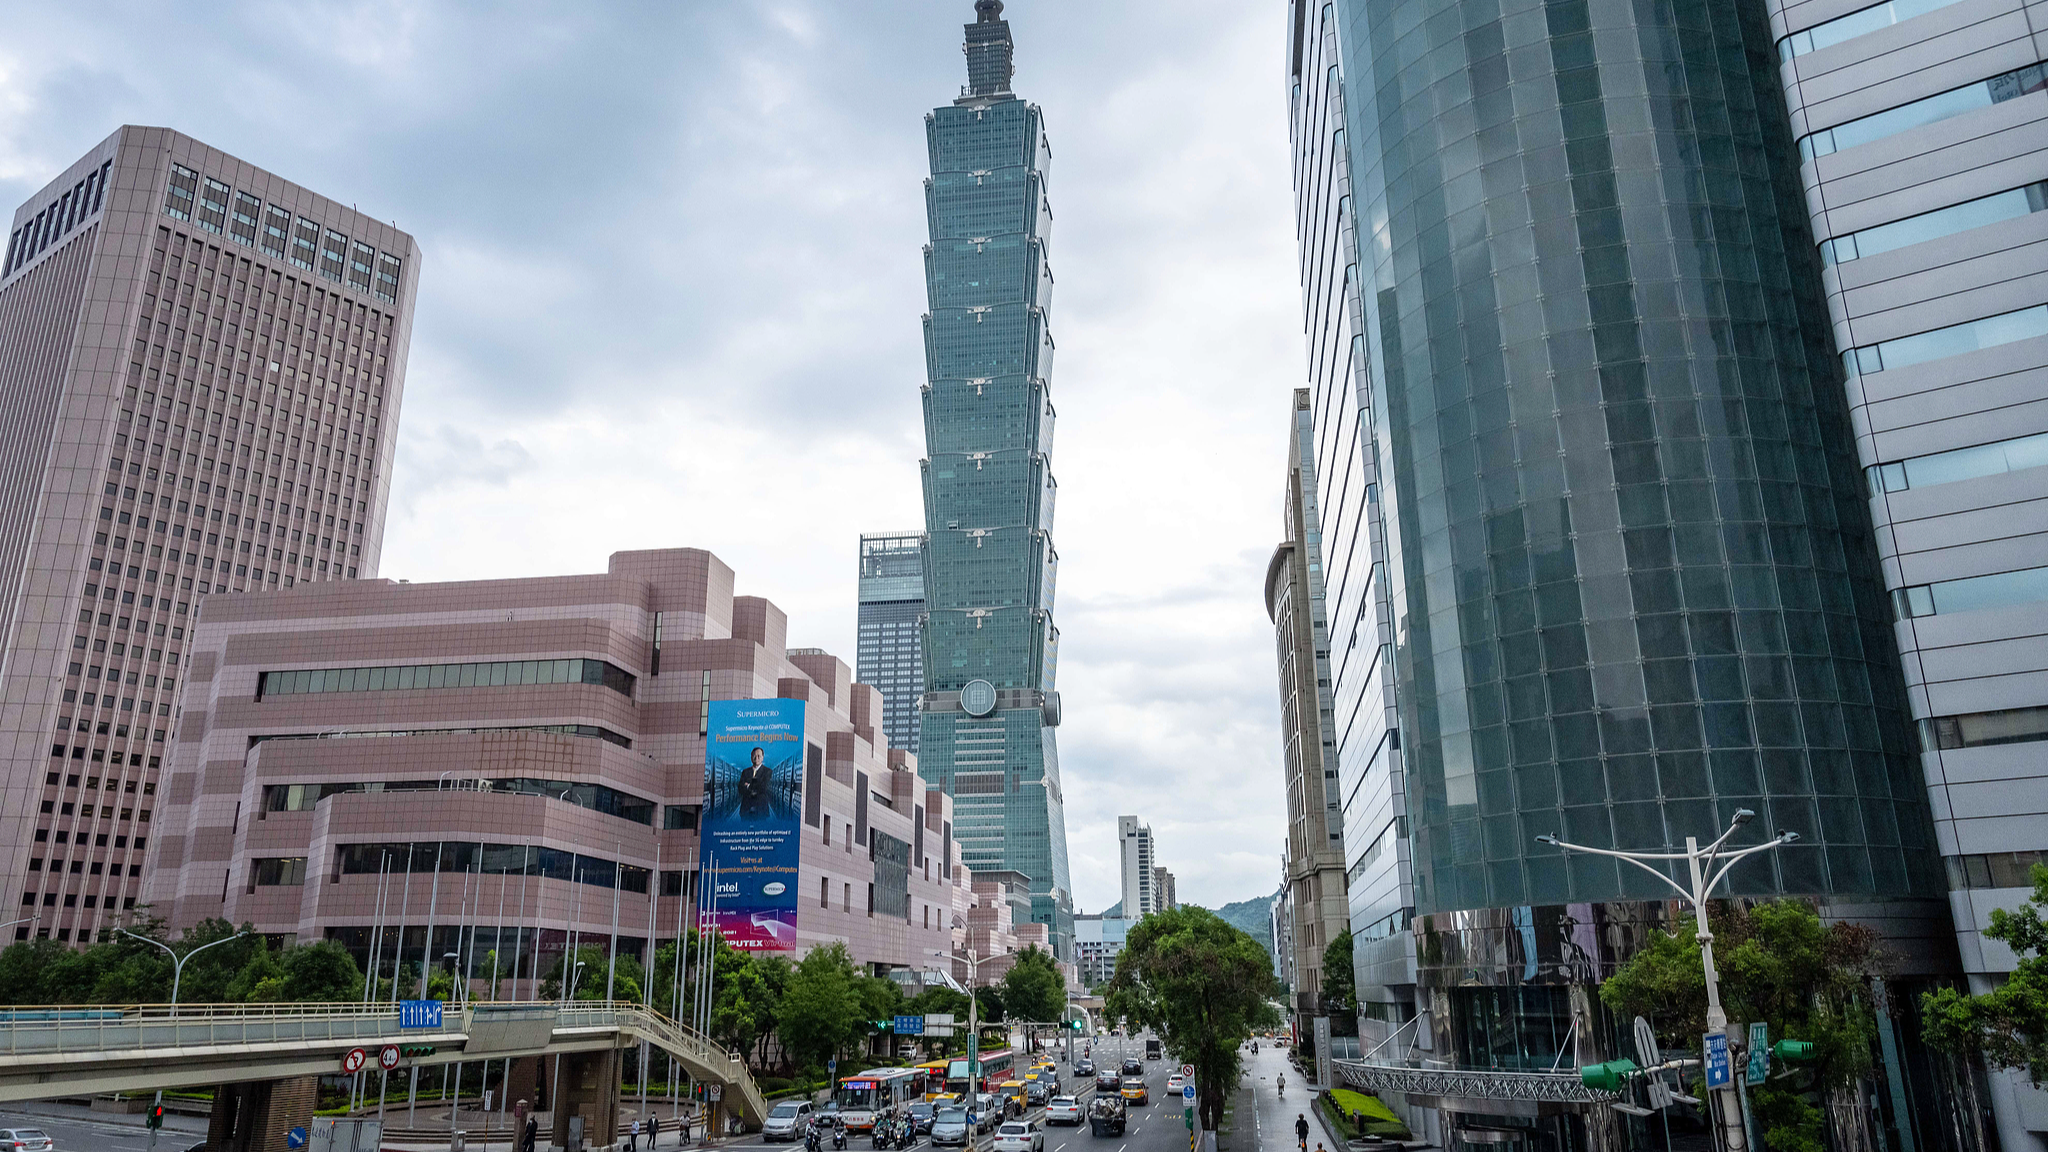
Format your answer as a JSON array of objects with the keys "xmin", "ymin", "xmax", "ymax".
[
  {"xmin": 856, "ymin": 531, "xmax": 926, "ymax": 756},
  {"xmin": 1151, "ymin": 866, "xmax": 1176, "ymax": 912},
  {"xmin": 144, "ymin": 548, "xmax": 968, "ymax": 981},
  {"xmin": 1263, "ymin": 388, "xmax": 1350, "ymax": 1024},
  {"xmin": 1072, "ymin": 912, "xmax": 1132, "ymax": 987},
  {"xmin": 1117, "ymin": 816, "xmax": 1156, "ymax": 916},
  {"xmin": 0, "ymin": 126, "xmax": 416, "ymax": 944},
  {"xmin": 1768, "ymin": 0, "xmax": 2048, "ymax": 1141}
]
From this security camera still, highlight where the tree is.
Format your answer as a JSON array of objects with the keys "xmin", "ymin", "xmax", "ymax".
[
  {"xmin": 910, "ymin": 987, "xmax": 973, "ymax": 1056},
  {"xmin": 1105, "ymin": 906, "xmax": 1280, "ymax": 1129},
  {"xmin": 972, "ymin": 984, "xmax": 1006, "ymax": 1025},
  {"xmin": 1925, "ymin": 863, "xmax": 2048, "ymax": 1084},
  {"xmin": 1321, "ymin": 929, "xmax": 1357, "ymax": 1017},
  {"xmin": 1600, "ymin": 900, "xmax": 1883, "ymax": 1152},
  {"xmin": 999, "ymin": 945, "xmax": 1066, "ymax": 1025},
  {"xmin": 779, "ymin": 943, "xmax": 867, "ymax": 1071}
]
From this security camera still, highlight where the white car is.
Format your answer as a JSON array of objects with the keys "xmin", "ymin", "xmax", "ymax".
[
  {"xmin": 761, "ymin": 1099, "xmax": 814, "ymax": 1141},
  {"xmin": 0, "ymin": 1131, "xmax": 52, "ymax": 1152},
  {"xmin": 992, "ymin": 1120, "xmax": 1044, "ymax": 1152},
  {"xmin": 1045, "ymin": 1097, "xmax": 1082, "ymax": 1126},
  {"xmin": 1165, "ymin": 1074, "xmax": 1186, "ymax": 1097}
]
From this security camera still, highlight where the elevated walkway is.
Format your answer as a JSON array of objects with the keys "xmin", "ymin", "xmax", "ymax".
[
  {"xmin": 0, "ymin": 1001, "xmax": 766, "ymax": 1128},
  {"xmin": 1332, "ymin": 1057, "xmax": 1618, "ymax": 1106}
]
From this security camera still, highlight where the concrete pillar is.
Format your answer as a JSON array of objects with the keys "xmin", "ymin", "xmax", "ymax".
[
  {"xmin": 206, "ymin": 1076, "xmax": 319, "ymax": 1152},
  {"xmin": 504, "ymin": 1056, "xmax": 541, "ymax": 1113},
  {"xmin": 550, "ymin": 1049, "xmax": 619, "ymax": 1151}
]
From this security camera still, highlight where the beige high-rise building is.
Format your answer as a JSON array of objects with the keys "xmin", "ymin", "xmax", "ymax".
[
  {"xmin": 0, "ymin": 126, "xmax": 417, "ymax": 944},
  {"xmin": 1263, "ymin": 388, "xmax": 1349, "ymax": 1026}
]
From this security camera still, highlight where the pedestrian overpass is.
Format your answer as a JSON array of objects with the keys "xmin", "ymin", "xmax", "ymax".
[{"xmin": 0, "ymin": 1001, "xmax": 766, "ymax": 1128}]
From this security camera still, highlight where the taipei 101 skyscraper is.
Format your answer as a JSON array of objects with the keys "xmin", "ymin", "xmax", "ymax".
[{"xmin": 917, "ymin": 0, "xmax": 1073, "ymax": 956}]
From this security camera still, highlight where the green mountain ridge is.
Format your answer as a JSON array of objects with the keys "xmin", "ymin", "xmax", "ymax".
[{"xmin": 1198, "ymin": 891, "xmax": 1278, "ymax": 958}]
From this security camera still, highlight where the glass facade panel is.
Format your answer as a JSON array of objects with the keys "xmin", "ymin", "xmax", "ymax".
[
  {"xmin": 1844, "ymin": 304, "xmax": 2048, "ymax": 375},
  {"xmin": 1799, "ymin": 64, "xmax": 2048, "ymax": 159},
  {"xmin": 258, "ymin": 658, "xmax": 635, "ymax": 700},
  {"xmin": 1778, "ymin": 0, "xmax": 1971, "ymax": 61},
  {"xmin": 1822, "ymin": 181, "xmax": 2048, "ymax": 264}
]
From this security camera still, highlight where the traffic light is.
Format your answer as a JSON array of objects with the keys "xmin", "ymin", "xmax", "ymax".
[
  {"xmin": 400, "ymin": 1044, "xmax": 436, "ymax": 1058},
  {"xmin": 1773, "ymin": 1040, "xmax": 1816, "ymax": 1062},
  {"xmin": 146, "ymin": 1104, "xmax": 165, "ymax": 1129},
  {"xmin": 1070, "ymin": 1019, "xmax": 1083, "ymax": 1032},
  {"xmin": 1580, "ymin": 1059, "xmax": 1640, "ymax": 1092}
]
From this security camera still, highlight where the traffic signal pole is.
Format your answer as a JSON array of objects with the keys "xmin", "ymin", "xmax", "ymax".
[{"xmin": 1537, "ymin": 811, "xmax": 1797, "ymax": 1152}]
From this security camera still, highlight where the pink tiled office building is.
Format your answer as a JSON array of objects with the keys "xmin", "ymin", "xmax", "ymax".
[
  {"xmin": 145, "ymin": 548, "xmax": 971, "ymax": 983},
  {"xmin": 0, "ymin": 127, "xmax": 417, "ymax": 942}
]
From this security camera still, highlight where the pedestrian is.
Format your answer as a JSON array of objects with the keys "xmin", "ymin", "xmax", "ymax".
[
  {"xmin": 631, "ymin": 1117, "xmax": 642, "ymax": 1151},
  {"xmin": 650, "ymin": 1114, "xmax": 662, "ymax": 1148},
  {"xmin": 680, "ymin": 1108, "xmax": 693, "ymax": 1146},
  {"xmin": 1295, "ymin": 1113, "xmax": 1310, "ymax": 1152},
  {"xmin": 522, "ymin": 1113, "xmax": 539, "ymax": 1152}
]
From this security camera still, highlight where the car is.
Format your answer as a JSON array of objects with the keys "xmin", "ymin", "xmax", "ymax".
[
  {"xmin": 1165, "ymin": 1074, "xmax": 1185, "ymax": 1097},
  {"xmin": 904, "ymin": 1102, "xmax": 937, "ymax": 1135},
  {"xmin": 1120, "ymin": 1078, "xmax": 1149, "ymax": 1106},
  {"xmin": 1045, "ymin": 1097, "xmax": 1083, "ymax": 1126},
  {"xmin": 0, "ymin": 1132, "xmax": 52, "ymax": 1152},
  {"xmin": 992, "ymin": 1120, "xmax": 1044, "ymax": 1152},
  {"xmin": 1095, "ymin": 1069, "xmax": 1121, "ymax": 1091},
  {"xmin": 975, "ymin": 1094, "xmax": 1004, "ymax": 1131},
  {"xmin": 1074, "ymin": 1059, "xmax": 1094, "ymax": 1076},
  {"xmin": 762, "ymin": 1099, "xmax": 815, "ymax": 1141},
  {"xmin": 1120, "ymin": 1059, "xmax": 1143, "ymax": 1077},
  {"xmin": 930, "ymin": 1108, "xmax": 972, "ymax": 1147},
  {"xmin": 1025, "ymin": 1082, "xmax": 1051, "ymax": 1106}
]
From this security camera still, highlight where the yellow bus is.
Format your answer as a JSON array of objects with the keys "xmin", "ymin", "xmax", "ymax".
[{"xmin": 916, "ymin": 1060, "xmax": 953, "ymax": 1101}]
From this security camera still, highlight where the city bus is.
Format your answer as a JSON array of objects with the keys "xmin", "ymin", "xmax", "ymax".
[
  {"xmin": 834, "ymin": 1068, "xmax": 927, "ymax": 1132},
  {"xmin": 945, "ymin": 1049, "xmax": 1015, "ymax": 1096},
  {"xmin": 917, "ymin": 1060, "xmax": 954, "ymax": 1101}
]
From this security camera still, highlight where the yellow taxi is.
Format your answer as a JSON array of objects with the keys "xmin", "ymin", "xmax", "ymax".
[{"xmin": 1119, "ymin": 1077, "xmax": 1149, "ymax": 1106}]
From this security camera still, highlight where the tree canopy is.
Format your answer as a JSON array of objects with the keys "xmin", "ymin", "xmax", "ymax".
[
  {"xmin": 0, "ymin": 917, "xmax": 361, "ymax": 1006},
  {"xmin": 998, "ymin": 944, "xmax": 1066, "ymax": 1024},
  {"xmin": 1105, "ymin": 906, "xmax": 1280, "ymax": 1129},
  {"xmin": 1321, "ymin": 929, "xmax": 1356, "ymax": 1016},
  {"xmin": 1925, "ymin": 863, "xmax": 2048, "ymax": 1085},
  {"xmin": 1600, "ymin": 900, "xmax": 1884, "ymax": 1152}
]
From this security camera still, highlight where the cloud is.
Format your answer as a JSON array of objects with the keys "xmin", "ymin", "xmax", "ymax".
[{"xmin": 0, "ymin": 0, "xmax": 1305, "ymax": 912}]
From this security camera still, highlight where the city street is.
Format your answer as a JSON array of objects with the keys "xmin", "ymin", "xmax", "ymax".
[{"xmin": 0, "ymin": 1102, "xmax": 207, "ymax": 1152}]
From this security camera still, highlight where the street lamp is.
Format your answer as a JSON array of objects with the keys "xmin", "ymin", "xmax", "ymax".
[
  {"xmin": 931, "ymin": 948, "xmax": 986, "ymax": 1143},
  {"xmin": 119, "ymin": 927, "xmax": 251, "ymax": 1152},
  {"xmin": 1534, "ymin": 808, "xmax": 1796, "ymax": 1152},
  {"xmin": 0, "ymin": 914, "xmax": 39, "ymax": 939}
]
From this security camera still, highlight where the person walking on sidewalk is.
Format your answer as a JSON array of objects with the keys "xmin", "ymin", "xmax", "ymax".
[
  {"xmin": 649, "ymin": 1115, "xmax": 662, "ymax": 1148},
  {"xmin": 1295, "ymin": 1113, "xmax": 1310, "ymax": 1152},
  {"xmin": 630, "ymin": 1118, "xmax": 642, "ymax": 1150}
]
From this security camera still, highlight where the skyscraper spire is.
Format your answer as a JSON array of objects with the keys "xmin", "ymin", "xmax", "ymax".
[{"xmin": 961, "ymin": 0, "xmax": 1014, "ymax": 100}]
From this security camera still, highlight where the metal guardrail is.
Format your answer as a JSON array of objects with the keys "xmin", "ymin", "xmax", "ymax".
[
  {"xmin": 1331, "ymin": 1058, "xmax": 1620, "ymax": 1105},
  {"xmin": 0, "ymin": 1001, "xmax": 766, "ymax": 1125}
]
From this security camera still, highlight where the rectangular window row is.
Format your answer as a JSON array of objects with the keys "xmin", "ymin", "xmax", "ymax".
[
  {"xmin": 1921, "ymin": 703, "xmax": 2048, "ymax": 750},
  {"xmin": 1842, "ymin": 302, "xmax": 2048, "ymax": 376},
  {"xmin": 158, "ymin": 163, "xmax": 403, "ymax": 304},
  {"xmin": 257, "ymin": 657, "xmax": 636, "ymax": 700},
  {"xmin": 336, "ymin": 841, "xmax": 650, "ymax": 893},
  {"xmin": 1895, "ymin": 564, "xmax": 2048, "ymax": 619},
  {"xmin": 262, "ymin": 774, "xmax": 653, "ymax": 825},
  {"xmin": 1948, "ymin": 850, "xmax": 2048, "ymax": 890},
  {"xmin": 3, "ymin": 159, "xmax": 112, "ymax": 278},
  {"xmin": 251, "ymin": 722, "xmax": 629, "ymax": 750},
  {"xmin": 1868, "ymin": 427, "xmax": 2048, "ymax": 494},
  {"xmin": 1824, "ymin": 181, "xmax": 2048, "ymax": 265},
  {"xmin": 1778, "ymin": 0, "xmax": 1968, "ymax": 62},
  {"xmin": 1800, "ymin": 63, "xmax": 2048, "ymax": 160}
]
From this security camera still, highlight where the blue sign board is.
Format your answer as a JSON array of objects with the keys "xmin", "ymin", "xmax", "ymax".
[
  {"xmin": 286, "ymin": 1126, "xmax": 307, "ymax": 1149},
  {"xmin": 1182, "ymin": 1085, "xmax": 1195, "ymax": 1103},
  {"xmin": 399, "ymin": 1000, "xmax": 443, "ymax": 1029},
  {"xmin": 700, "ymin": 699, "xmax": 806, "ymax": 954},
  {"xmin": 895, "ymin": 1015, "xmax": 925, "ymax": 1035},
  {"xmin": 1703, "ymin": 1031, "xmax": 1731, "ymax": 1089}
]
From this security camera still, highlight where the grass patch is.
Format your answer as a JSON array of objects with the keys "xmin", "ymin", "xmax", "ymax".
[{"xmin": 1318, "ymin": 1089, "xmax": 1410, "ymax": 1141}]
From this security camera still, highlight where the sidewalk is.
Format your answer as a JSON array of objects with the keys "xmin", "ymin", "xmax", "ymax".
[{"xmin": 1243, "ymin": 1047, "xmax": 1345, "ymax": 1152}]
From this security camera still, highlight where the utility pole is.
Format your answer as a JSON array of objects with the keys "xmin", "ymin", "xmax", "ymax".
[
  {"xmin": 1536, "ymin": 809, "xmax": 1797, "ymax": 1152},
  {"xmin": 121, "ymin": 928, "xmax": 249, "ymax": 1152}
]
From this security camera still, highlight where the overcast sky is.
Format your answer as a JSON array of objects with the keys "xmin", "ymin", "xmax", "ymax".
[{"xmin": 1, "ymin": 1, "xmax": 1306, "ymax": 913}]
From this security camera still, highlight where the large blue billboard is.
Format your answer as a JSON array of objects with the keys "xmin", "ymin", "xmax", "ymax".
[{"xmin": 700, "ymin": 698, "xmax": 805, "ymax": 953}]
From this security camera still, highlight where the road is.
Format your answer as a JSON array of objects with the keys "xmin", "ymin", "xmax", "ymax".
[
  {"xmin": 682, "ymin": 1039, "xmax": 1195, "ymax": 1152},
  {"xmin": 0, "ymin": 1101, "xmax": 207, "ymax": 1152}
]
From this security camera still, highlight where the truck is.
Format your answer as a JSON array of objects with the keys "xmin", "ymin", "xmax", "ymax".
[
  {"xmin": 1087, "ymin": 1095, "xmax": 1127, "ymax": 1137},
  {"xmin": 1144, "ymin": 1038, "xmax": 1161, "ymax": 1061}
]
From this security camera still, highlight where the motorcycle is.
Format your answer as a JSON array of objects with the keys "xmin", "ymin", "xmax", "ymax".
[
  {"xmin": 831, "ymin": 1121, "xmax": 848, "ymax": 1151},
  {"xmin": 807, "ymin": 1125, "xmax": 824, "ymax": 1152}
]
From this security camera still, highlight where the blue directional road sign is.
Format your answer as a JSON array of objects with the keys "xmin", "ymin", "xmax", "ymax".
[
  {"xmin": 895, "ymin": 1015, "xmax": 924, "ymax": 1036},
  {"xmin": 1182, "ymin": 1085, "xmax": 1195, "ymax": 1103},
  {"xmin": 398, "ymin": 1000, "xmax": 444, "ymax": 1029},
  {"xmin": 1745, "ymin": 1022, "xmax": 1771, "ymax": 1086},
  {"xmin": 286, "ymin": 1126, "xmax": 307, "ymax": 1149},
  {"xmin": 1703, "ymin": 1031, "xmax": 1731, "ymax": 1089}
]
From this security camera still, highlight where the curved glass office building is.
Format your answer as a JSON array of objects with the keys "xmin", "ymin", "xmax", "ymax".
[{"xmin": 1289, "ymin": 0, "xmax": 1968, "ymax": 1146}]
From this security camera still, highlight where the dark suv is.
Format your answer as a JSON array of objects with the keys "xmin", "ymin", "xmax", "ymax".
[
  {"xmin": 1095, "ymin": 1069, "xmax": 1122, "ymax": 1091},
  {"xmin": 1121, "ymin": 1059, "xmax": 1143, "ymax": 1077}
]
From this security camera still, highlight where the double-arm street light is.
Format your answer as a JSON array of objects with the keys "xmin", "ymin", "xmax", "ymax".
[
  {"xmin": 1535, "ymin": 809, "xmax": 1797, "ymax": 1152},
  {"xmin": 931, "ymin": 947, "xmax": 988, "ymax": 1143},
  {"xmin": 119, "ymin": 927, "xmax": 252, "ymax": 1151}
]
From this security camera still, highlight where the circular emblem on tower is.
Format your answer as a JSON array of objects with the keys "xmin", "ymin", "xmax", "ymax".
[{"xmin": 961, "ymin": 679, "xmax": 998, "ymax": 717}]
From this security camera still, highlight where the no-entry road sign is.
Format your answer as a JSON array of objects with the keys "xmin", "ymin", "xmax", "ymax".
[
  {"xmin": 379, "ymin": 1044, "xmax": 402, "ymax": 1071},
  {"xmin": 340, "ymin": 1048, "xmax": 367, "ymax": 1074}
]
